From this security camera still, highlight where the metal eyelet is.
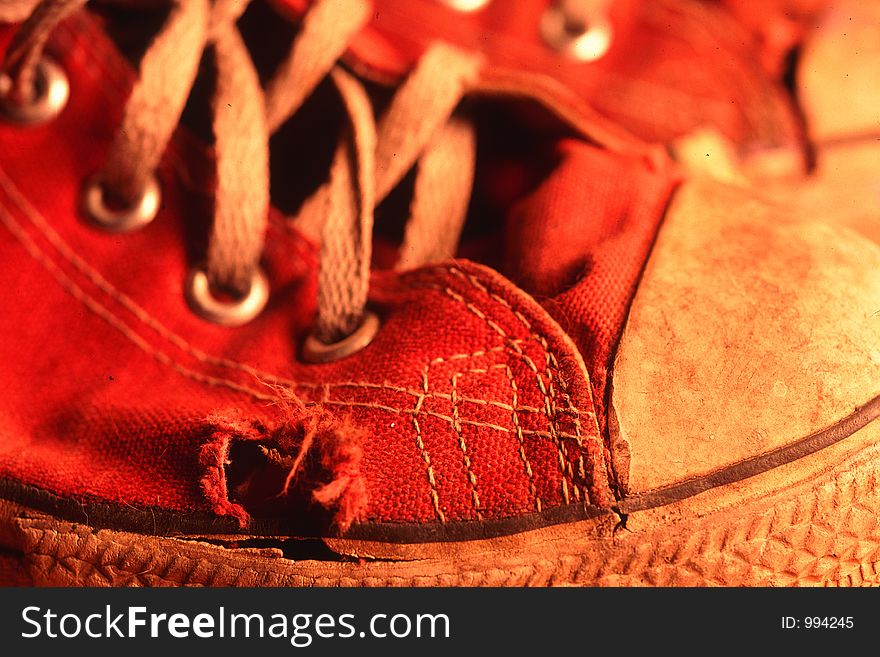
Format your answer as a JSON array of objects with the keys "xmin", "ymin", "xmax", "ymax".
[
  {"xmin": 436, "ymin": 0, "xmax": 491, "ymax": 11},
  {"xmin": 185, "ymin": 265, "xmax": 270, "ymax": 327},
  {"xmin": 302, "ymin": 311, "xmax": 380, "ymax": 364},
  {"xmin": 81, "ymin": 174, "xmax": 161, "ymax": 233},
  {"xmin": 540, "ymin": 4, "xmax": 613, "ymax": 62},
  {"xmin": 0, "ymin": 57, "xmax": 69, "ymax": 125}
]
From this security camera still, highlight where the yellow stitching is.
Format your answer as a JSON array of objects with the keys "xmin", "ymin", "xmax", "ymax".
[
  {"xmin": 503, "ymin": 364, "xmax": 541, "ymax": 513},
  {"xmin": 438, "ymin": 289, "xmax": 561, "ymax": 410},
  {"xmin": 449, "ymin": 267, "xmax": 606, "ymax": 499},
  {"xmin": 0, "ymin": 205, "xmax": 276, "ymax": 403},
  {"xmin": 317, "ymin": 399, "xmax": 580, "ymax": 441},
  {"xmin": 421, "ymin": 343, "xmax": 588, "ymax": 508},
  {"xmin": 0, "ymin": 168, "xmax": 300, "ymax": 390},
  {"xmin": 539, "ymin": 346, "xmax": 576, "ymax": 502},
  {"xmin": 69, "ymin": 15, "xmax": 591, "ymax": 454},
  {"xmin": 11, "ymin": 24, "xmax": 599, "ymax": 505},
  {"xmin": 2, "ymin": 171, "xmax": 557, "ymax": 425},
  {"xmin": 1, "ymin": 176, "xmax": 548, "ymax": 426},
  {"xmin": 414, "ymin": 367, "xmax": 445, "ymax": 523},
  {"xmin": 293, "ymin": 376, "xmax": 550, "ymax": 415},
  {"xmin": 449, "ymin": 267, "xmax": 607, "ymax": 499},
  {"xmin": 544, "ymin": 349, "xmax": 597, "ymax": 501},
  {"xmin": 449, "ymin": 268, "xmax": 532, "ymax": 327},
  {"xmin": 438, "ymin": 270, "xmax": 580, "ymax": 504},
  {"xmin": 448, "ymin": 362, "xmax": 540, "ymax": 510},
  {"xmin": 4, "ymin": 169, "xmax": 587, "ymax": 505},
  {"xmin": 549, "ymin": 365, "xmax": 589, "ymax": 502},
  {"xmin": 451, "ymin": 373, "xmax": 482, "ymax": 520},
  {"xmin": 2, "ymin": 154, "xmax": 563, "ymax": 429},
  {"xmin": 428, "ymin": 343, "xmax": 522, "ymax": 366}
]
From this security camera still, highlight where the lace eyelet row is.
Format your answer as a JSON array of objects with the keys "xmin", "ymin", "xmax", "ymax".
[
  {"xmin": 0, "ymin": 57, "xmax": 273, "ymax": 334},
  {"xmin": 84, "ymin": 167, "xmax": 275, "ymax": 331},
  {"xmin": 0, "ymin": 1, "xmax": 617, "ymax": 360},
  {"xmin": 438, "ymin": 0, "xmax": 614, "ymax": 62},
  {"xmin": 0, "ymin": 56, "xmax": 377, "ymax": 359},
  {"xmin": 86, "ymin": 170, "xmax": 275, "ymax": 331}
]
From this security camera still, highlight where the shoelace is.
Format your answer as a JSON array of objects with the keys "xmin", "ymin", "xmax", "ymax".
[
  {"xmin": 0, "ymin": 0, "xmax": 482, "ymax": 361},
  {"xmin": 0, "ymin": 0, "xmax": 622, "ymax": 361}
]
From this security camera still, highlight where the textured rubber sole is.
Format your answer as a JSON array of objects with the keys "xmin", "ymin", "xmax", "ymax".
[{"xmin": 3, "ymin": 417, "xmax": 879, "ymax": 587}]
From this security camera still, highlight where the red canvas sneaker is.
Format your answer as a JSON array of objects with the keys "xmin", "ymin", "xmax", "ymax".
[{"xmin": 0, "ymin": 0, "xmax": 878, "ymax": 587}]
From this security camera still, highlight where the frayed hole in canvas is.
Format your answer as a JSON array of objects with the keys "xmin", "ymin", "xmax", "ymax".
[{"xmin": 199, "ymin": 387, "xmax": 368, "ymax": 533}]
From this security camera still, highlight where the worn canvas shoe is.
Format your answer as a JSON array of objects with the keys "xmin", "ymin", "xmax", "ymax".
[{"xmin": 0, "ymin": 0, "xmax": 878, "ymax": 587}]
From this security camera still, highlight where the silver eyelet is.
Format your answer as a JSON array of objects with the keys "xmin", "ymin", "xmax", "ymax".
[
  {"xmin": 185, "ymin": 265, "xmax": 270, "ymax": 327},
  {"xmin": 302, "ymin": 311, "xmax": 380, "ymax": 364},
  {"xmin": 436, "ymin": 0, "xmax": 491, "ymax": 11},
  {"xmin": 540, "ymin": 4, "xmax": 613, "ymax": 62},
  {"xmin": 81, "ymin": 173, "xmax": 161, "ymax": 233},
  {"xmin": 0, "ymin": 57, "xmax": 69, "ymax": 125}
]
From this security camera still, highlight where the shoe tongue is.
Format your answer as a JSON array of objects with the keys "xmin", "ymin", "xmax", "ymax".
[{"xmin": 503, "ymin": 139, "xmax": 680, "ymax": 428}]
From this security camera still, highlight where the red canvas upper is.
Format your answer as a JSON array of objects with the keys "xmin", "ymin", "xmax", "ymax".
[{"xmin": 0, "ymin": 9, "xmax": 678, "ymax": 539}]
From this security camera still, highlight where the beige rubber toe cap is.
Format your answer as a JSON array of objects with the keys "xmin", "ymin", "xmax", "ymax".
[{"xmin": 611, "ymin": 180, "xmax": 880, "ymax": 499}]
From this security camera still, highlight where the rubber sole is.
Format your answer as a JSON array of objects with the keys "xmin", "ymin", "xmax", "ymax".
[{"xmin": 2, "ymin": 415, "xmax": 878, "ymax": 587}]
